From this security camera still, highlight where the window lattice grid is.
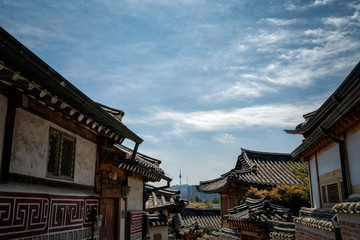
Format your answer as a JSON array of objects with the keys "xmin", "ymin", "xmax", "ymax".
[
  {"xmin": 321, "ymin": 185, "xmax": 327, "ymax": 204},
  {"xmin": 47, "ymin": 128, "xmax": 76, "ymax": 180},
  {"xmin": 327, "ymin": 183, "xmax": 340, "ymax": 203}
]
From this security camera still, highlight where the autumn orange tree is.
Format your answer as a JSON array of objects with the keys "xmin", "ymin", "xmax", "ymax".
[{"xmin": 238, "ymin": 162, "xmax": 310, "ymax": 215}]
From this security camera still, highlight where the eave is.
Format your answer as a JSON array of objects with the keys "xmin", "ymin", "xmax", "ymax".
[
  {"xmin": 291, "ymin": 77, "xmax": 360, "ymax": 158},
  {"xmin": 0, "ymin": 27, "xmax": 142, "ymax": 145},
  {"xmin": 285, "ymin": 61, "xmax": 360, "ymax": 136}
]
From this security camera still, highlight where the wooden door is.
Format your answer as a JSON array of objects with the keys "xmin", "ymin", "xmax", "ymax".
[
  {"xmin": 100, "ymin": 198, "xmax": 119, "ymax": 240},
  {"xmin": 241, "ymin": 234, "xmax": 260, "ymax": 240},
  {"xmin": 153, "ymin": 233, "xmax": 161, "ymax": 240}
]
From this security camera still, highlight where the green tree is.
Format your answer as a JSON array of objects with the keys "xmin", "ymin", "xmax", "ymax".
[
  {"xmin": 194, "ymin": 195, "xmax": 202, "ymax": 202},
  {"xmin": 211, "ymin": 197, "xmax": 220, "ymax": 204}
]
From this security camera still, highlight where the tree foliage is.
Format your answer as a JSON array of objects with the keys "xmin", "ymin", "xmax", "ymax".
[
  {"xmin": 240, "ymin": 185, "xmax": 310, "ymax": 214},
  {"xmin": 194, "ymin": 195, "xmax": 202, "ymax": 202},
  {"xmin": 237, "ymin": 162, "xmax": 311, "ymax": 215}
]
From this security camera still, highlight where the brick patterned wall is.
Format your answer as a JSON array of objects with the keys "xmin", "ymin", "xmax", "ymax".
[
  {"xmin": 296, "ymin": 227, "xmax": 334, "ymax": 240},
  {"xmin": 0, "ymin": 192, "xmax": 99, "ymax": 240},
  {"xmin": 338, "ymin": 220, "xmax": 360, "ymax": 240}
]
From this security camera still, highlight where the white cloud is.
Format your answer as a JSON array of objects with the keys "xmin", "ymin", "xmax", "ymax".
[
  {"xmin": 286, "ymin": 0, "xmax": 334, "ymax": 10},
  {"xmin": 248, "ymin": 29, "xmax": 291, "ymax": 45},
  {"xmin": 314, "ymin": 0, "xmax": 334, "ymax": 6},
  {"xmin": 323, "ymin": 11, "xmax": 360, "ymax": 27},
  {"xmin": 215, "ymin": 133, "xmax": 236, "ymax": 144},
  {"xmin": 128, "ymin": 102, "xmax": 321, "ymax": 135},
  {"xmin": 262, "ymin": 18, "xmax": 297, "ymax": 26},
  {"xmin": 202, "ymin": 81, "xmax": 277, "ymax": 102}
]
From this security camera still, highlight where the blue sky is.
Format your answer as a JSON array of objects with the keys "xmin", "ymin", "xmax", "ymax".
[{"xmin": 1, "ymin": 0, "xmax": 360, "ymax": 185}]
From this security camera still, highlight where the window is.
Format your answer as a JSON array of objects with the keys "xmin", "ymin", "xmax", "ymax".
[
  {"xmin": 322, "ymin": 185, "xmax": 327, "ymax": 203},
  {"xmin": 327, "ymin": 183, "xmax": 339, "ymax": 203},
  {"xmin": 47, "ymin": 127, "xmax": 76, "ymax": 180},
  {"xmin": 319, "ymin": 169, "xmax": 344, "ymax": 208}
]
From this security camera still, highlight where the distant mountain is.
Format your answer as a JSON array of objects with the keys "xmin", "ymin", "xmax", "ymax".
[{"xmin": 170, "ymin": 184, "xmax": 219, "ymax": 202}]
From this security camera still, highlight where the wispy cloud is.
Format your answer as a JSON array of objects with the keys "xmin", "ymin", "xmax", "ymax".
[
  {"xmin": 214, "ymin": 133, "xmax": 237, "ymax": 144},
  {"xmin": 323, "ymin": 11, "xmax": 360, "ymax": 27},
  {"xmin": 128, "ymin": 102, "xmax": 321, "ymax": 136},
  {"xmin": 261, "ymin": 18, "xmax": 297, "ymax": 26},
  {"xmin": 202, "ymin": 81, "xmax": 277, "ymax": 102},
  {"xmin": 286, "ymin": 0, "xmax": 334, "ymax": 10}
]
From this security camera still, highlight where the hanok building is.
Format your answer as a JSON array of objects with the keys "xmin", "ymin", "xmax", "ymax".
[
  {"xmin": 223, "ymin": 197, "xmax": 295, "ymax": 240},
  {"xmin": 99, "ymin": 144, "xmax": 171, "ymax": 240},
  {"xmin": 197, "ymin": 148, "xmax": 304, "ymax": 228},
  {"xmin": 145, "ymin": 185, "xmax": 187, "ymax": 240},
  {"xmin": 172, "ymin": 208, "xmax": 221, "ymax": 240},
  {"xmin": 0, "ymin": 27, "xmax": 170, "ymax": 240},
  {"xmin": 286, "ymin": 61, "xmax": 360, "ymax": 240}
]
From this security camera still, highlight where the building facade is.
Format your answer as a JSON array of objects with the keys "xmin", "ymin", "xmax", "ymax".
[
  {"xmin": 286, "ymin": 61, "xmax": 360, "ymax": 240},
  {"xmin": 0, "ymin": 27, "xmax": 169, "ymax": 240}
]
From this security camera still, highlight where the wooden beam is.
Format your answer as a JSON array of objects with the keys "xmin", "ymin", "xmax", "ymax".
[
  {"xmin": 27, "ymin": 97, "xmax": 99, "ymax": 144},
  {"xmin": 0, "ymin": 88, "xmax": 19, "ymax": 182}
]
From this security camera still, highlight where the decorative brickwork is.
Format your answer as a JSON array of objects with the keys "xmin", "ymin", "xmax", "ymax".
[
  {"xmin": 0, "ymin": 192, "xmax": 98, "ymax": 240},
  {"xmin": 338, "ymin": 220, "xmax": 360, "ymax": 240},
  {"xmin": 295, "ymin": 227, "xmax": 334, "ymax": 240}
]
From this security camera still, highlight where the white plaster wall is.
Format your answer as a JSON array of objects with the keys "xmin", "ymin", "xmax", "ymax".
[
  {"xmin": 127, "ymin": 176, "xmax": 143, "ymax": 211},
  {"xmin": 317, "ymin": 145, "xmax": 341, "ymax": 176},
  {"xmin": 0, "ymin": 94, "xmax": 8, "ymax": 169},
  {"xmin": 149, "ymin": 226, "xmax": 168, "ymax": 240},
  {"xmin": 346, "ymin": 130, "xmax": 360, "ymax": 186},
  {"xmin": 10, "ymin": 108, "xmax": 96, "ymax": 186},
  {"xmin": 309, "ymin": 158, "xmax": 320, "ymax": 208},
  {"xmin": 74, "ymin": 136, "xmax": 96, "ymax": 186}
]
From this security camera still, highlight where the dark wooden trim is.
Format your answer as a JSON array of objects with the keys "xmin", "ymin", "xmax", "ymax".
[
  {"xmin": 339, "ymin": 140, "xmax": 350, "ymax": 200},
  {"xmin": 307, "ymin": 160, "xmax": 314, "ymax": 208},
  {"xmin": 315, "ymin": 152, "xmax": 322, "ymax": 208},
  {"xmin": 26, "ymin": 97, "xmax": 99, "ymax": 144},
  {"xmin": 9, "ymin": 172, "xmax": 96, "ymax": 192},
  {"xmin": 0, "ymin": 88, "xmax": 19, "ymax": 183},
  {"xmin": 342, "ymin": 132, "xmax": 352, "ymax": 197}
]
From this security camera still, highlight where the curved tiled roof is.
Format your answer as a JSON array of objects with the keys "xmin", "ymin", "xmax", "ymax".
[
  {"xmin": 181, "ymin": 208, "xmax": 221, "ymax": 231},
  {"xmin": 201, "ymin": 228, "xmax": 240, "ymax": 240},
  {"xmin": 197, "ymin": 148, "xmax": 304, "ymax": 193},
  {"xmin": 197, "ymin": 177, "xmax": 231, "ymax": 193},
  {"xmin": 112, "ymin": 144, "xmax": 171, "ymax": 182},
  {"xmin": 234, "ymin": 149, "xmax": 304, "ymax": 187},
  {"xmin": 225, "ymin": 197, "xmax": 293, "ymax": 223},
  {"xmin": 285, "ymin": 62, "xmax": 360, "ymax": 158},
  {"xmin": 0, "ymin": 27, "xmax": 142, "ymax": 144},
  {"xmin": 268, "ymin": 220, "xmax": 295, "ymax": 240},
  {"xmin": 148, "ymin": 213, "xmax": 169, "ymax": 227},
  {"xmin": 145, "ymin": 185, "xmax": 186, "ymax": 212},
  {"xmin": 333, "ymin": 200, "xmax": 360, "ymax": 214},
  {"xmin": 294, "ymin": 207, "xmax": 335, "ymax": 232}
]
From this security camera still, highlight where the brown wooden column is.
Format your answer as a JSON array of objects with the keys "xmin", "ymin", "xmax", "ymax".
[{"xmin": 0, "ymin": 89, "xmax": 19, "ymax": 183}]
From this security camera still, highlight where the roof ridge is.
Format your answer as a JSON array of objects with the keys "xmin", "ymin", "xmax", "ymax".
[
  {"xmin": 198, "ymin": 176, "xmax": 226, "ymax": 185},
  {"xmin": 241, "ymin": 148, "xmax": 292, "ymax": 156}
]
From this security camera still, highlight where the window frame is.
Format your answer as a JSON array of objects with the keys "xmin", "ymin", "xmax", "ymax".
[
  {"xmin": 46, "ymin": 127, "xmax": 76, "ymax": 181},
  {"xmin": 319, "ymin": 169, "xmax": 344, "ymax": 208}
]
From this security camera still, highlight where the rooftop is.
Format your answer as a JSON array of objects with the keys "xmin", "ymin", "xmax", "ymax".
[{"xmin": 197, "ymin": 148, "xmax": 304, "ymax": 193}]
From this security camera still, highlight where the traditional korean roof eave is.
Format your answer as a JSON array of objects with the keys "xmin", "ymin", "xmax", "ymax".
[
  {"xmin": 104, "ymin": 144, "xmax": 171, "ymax": 182},
  {"xmin": 0, "ymin": 27, "xmax": 143, "ymax": 145},
  {"xmin": 198, "ymin": 148, "xmax": 304, "ymax": 193},
  {"xmin": 294, "ymin": 207, "xmax": 335, "ymax": 232},
  {"xmin": 291, "ymin": 100, "xmax": 360, "ymax": 159},
  {"xmin": 285, "ymin": 61, "xmax": 360, "ymax": 136},
  {"xmin": 332, "ymin": 200, "xmax": 360, "ymax": 214},
  {"xmin": 196, "ymin": 176, "xmax": 232, "ymax": 194}
]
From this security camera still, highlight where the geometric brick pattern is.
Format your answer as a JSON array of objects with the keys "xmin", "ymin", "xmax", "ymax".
[{"xmin": 0, "ymin": 192, "xmax": 98, "ymax": 240}]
